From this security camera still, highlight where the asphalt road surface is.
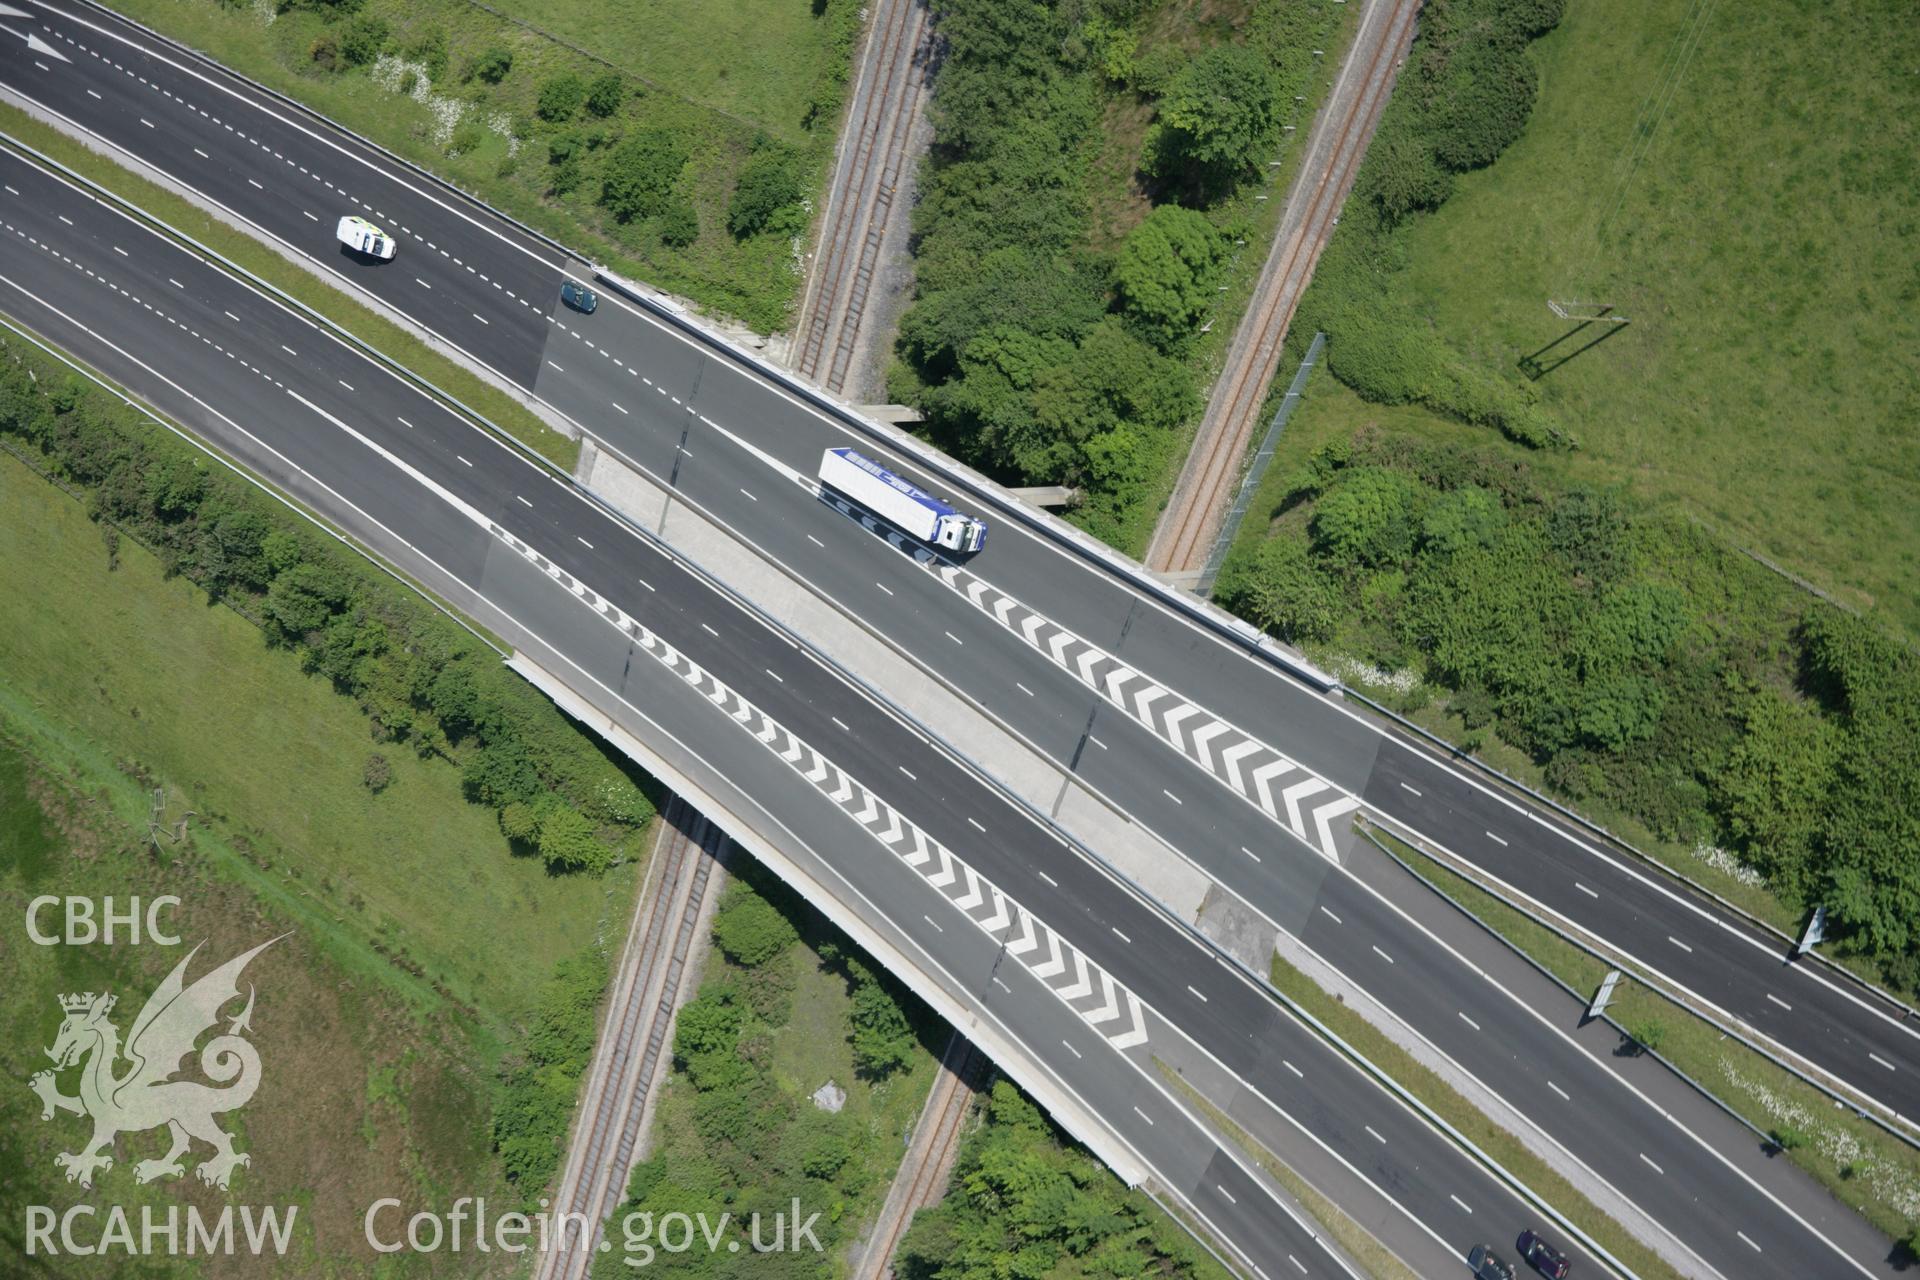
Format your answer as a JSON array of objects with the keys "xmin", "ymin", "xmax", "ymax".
[{"xmin": 0, "ymin": 136, "xmax": 1628, "ymax": 1280}]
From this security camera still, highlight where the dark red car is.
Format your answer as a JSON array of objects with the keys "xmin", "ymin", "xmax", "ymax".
[{"xmin": 1517, "ymin": 1229, "xmax": 1570, "ymax": 1278}]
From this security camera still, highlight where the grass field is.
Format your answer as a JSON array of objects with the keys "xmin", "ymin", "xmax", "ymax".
[
  {"xmin": 0, "ymin": 737, "xmax": 526, "ymax": 1278},
  {"xmin": 110, "ymin": 0, "xmax": 862, "ymax": 331},
  {"xmin": 1363, "ymin": 0, "xmax": 1919, "ymax": 631},
  {"xmin": 482, "ymin": 0, "xmax": 856, "ymax": 141},
  {"xmin": 0, "ymin": 451, "xmax": 631, "ymax": 1029}
]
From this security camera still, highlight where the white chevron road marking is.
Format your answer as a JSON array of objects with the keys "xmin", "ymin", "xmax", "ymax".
[
  {"xmin": 1032, "ymin": 927, "xmax": 1068, "ymax": 979},
  {"xmin": 928, "ymin": 845, "xmax": 957, "ymax": 888},
  {"xmin": 953, "ymin": 865, "xmax": 985, "ymax": 911},
  {"xmin": 1074, "ymin": 647, "xmax": 1104, "ymax": 685},
  {"xmin": 1281, "ymin": 777, "xmax": 1329, "ymax": 839},
  {"xmin": 1084, "ymin": 971, "xmax": 1122, "ymax": 1024},
  {"xmin": 1007, "ymin": 907, "xmax": 1040, "ymax": 956},
  {"xmin": 1222, "ymin": 739, "xmax": 1264, "ymax": 791},
  {"xmin": 1313, "ymin": 795, "xmax": 1364, "ymax": 861},
  {"xmin": 1058, "ymin": 949, "xmax": 1095, "ymax": 1001},
  {"xmin": 980, "ymin": 889, "xmax": 1011, "ymax": 934},
  {"xmin": 1251, "ymin": 758, "xmax": 1293, "ymax": 816},
  {"xmin": 1191, "ymin": 721, "xmax": 1234, "ymax": 773},
  {"xmin": 1161, "ymin": 703, "xmax": 1205, "ymax": 752},
  {"xmin": 1109, "ymin": 993, "xmax": 1149, "ymax": 1050}
]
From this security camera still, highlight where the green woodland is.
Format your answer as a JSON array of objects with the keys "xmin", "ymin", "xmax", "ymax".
[
  {"xmin": 593, "ymin": 863, "xmax": 939, "ymax": 1278},
  {"xmin": 1216, "ymin": 0, "xmax": 1920, "ymax": 994},
  {"xmin": 892, "ymin": 0, "xmax": 1343, "ymax": 551}
]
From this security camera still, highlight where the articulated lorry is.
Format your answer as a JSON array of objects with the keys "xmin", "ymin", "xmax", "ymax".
[{"xmin": 818, "ymin": 447, "xmax": 988, "ymax": 553}]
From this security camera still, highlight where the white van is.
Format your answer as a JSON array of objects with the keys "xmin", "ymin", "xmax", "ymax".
[{"xmin": 336, "ymin": 215, "xmax": 396, "ymax": 260}]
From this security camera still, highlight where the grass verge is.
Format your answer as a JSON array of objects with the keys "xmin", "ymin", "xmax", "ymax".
[
  {"xmin": 0, "ymin": 446, "xmax": 627, "ymax": 1028},
  {"xmin": 1267, "ymin": 954, "xmax": 1684, "ymax": 1280},
  {"xmin": 1392, "ymin": 0, "xmax": 1920, "ymax": 633},
  {"xmin": 0, "ymin": 101, "xmax": 578, "ymax": 471},
  {"xmin": 1382, "ymin": 831, "xmax": 1920, "ymax": 1245},
  {"xmin": 1158, "ymin": 1060, "xmax": 1418, "ymax": 1280}
]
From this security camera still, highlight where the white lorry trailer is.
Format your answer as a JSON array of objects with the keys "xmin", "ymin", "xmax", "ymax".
[{"xmin": 818, "ymin": 447, "xmax": 988, "ymax": 553}]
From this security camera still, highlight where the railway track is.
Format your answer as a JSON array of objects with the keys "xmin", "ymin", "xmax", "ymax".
[
  {"xmin": 791, "ymin": 0, "xmax": 936, "ymax": 395},
  {"xmin": 536, "ymin": 798, "xmax": 727, "ymax": 1280},
  {"xmin": 1147, "ymin": 0, "xmax": 1422, "ymax": 576},
  {"xmin": 850, "ymin": 1032, "xmax": 989, "ymax": 1280}
]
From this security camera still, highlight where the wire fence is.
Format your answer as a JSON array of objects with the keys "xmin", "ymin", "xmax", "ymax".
[{"xmin": 1197, "ymin": 332, "xmax": 1325, "ymax": 597}]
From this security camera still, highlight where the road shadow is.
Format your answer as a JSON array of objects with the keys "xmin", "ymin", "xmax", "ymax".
[{"xmin": 1518, "ymin": 313, "xmax": 1629, "ymax": 381}]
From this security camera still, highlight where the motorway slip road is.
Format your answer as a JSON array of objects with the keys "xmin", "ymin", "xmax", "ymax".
[
  {"xmin": 0, "ymin": 136, "xmax": 1637, "ymax": 1280},
  {"xmin": 3, "ymin": 0, "xmax": 1911, "ymax": 1150}
]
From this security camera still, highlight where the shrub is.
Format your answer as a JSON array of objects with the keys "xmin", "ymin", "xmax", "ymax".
[
  {"xmin": 1113, "ymin": 205, "xmax": 1227, "ymax": 346},
  {"xmin": 1215, "ymin": 538, "xmax": 1342, "ymax": 644},
  {"xmin": 471, "ymin": 46, "xmax": 513, "ymax": 84},
  {"xmin": 584, "ymin": 73, "xmax": 625, "ymax": 118},
  {"xmin": 726, "ymin": 149, "xmax": 803, "ymax": 238},
  {"xmin": 493, "ymin": 947, "xmax": 607, "ymax": 1189},
  {"xmin": 534, "ymin": 801, "xmax": 612, "ymax": 873},
  {"xmin": 1419, "ymin": 485, "xmax": 1506, "ymax": 556},
  {"xmin": 658, "ymin": 195, "xmax": 699, "ymax": 247},
  {"xmin": 1147, "ymin": 43, "xmax": 1280, "ymax": 189},
  {"xmin": 497, "ymin": 800, "xmax": 537, "ymax": 842},
  {"xmin": 447, "ymin": 116, "xmax": 485, "ymax": 157},
  {"xmin": 712, "ymin": 883, "xmax": 799, "ymax": 967},
  {"xmin": 600, "ymin": 129, "xmax": 687, "ymax": 222},
  {"xmin": 404, "ymin": 27, "xmax": 448, "ymax": 81},
  {"xmin": 1311, "ymin": 466, "xmax": 1423, "ymax": 567},
  {"xmin": 308, "ymin": 34, "xmax": 341, "ymax": 72},
  {"xmin": 362, "ymin": 753, "xmax": 392, "ymax": 793},
  {"xmin": 536, "ymin": 72, "xmax": 586, "ymax": 123},
  {"xmin": 337, "ymin": 15, "xmax": 389, "ymax": 68}
]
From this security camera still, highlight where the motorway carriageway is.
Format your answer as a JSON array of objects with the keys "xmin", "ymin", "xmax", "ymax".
[
  {"xmin": 0, "ymin": 132, "xmax": 1643, "ymax": 1280},
  {"xmin": 4, "ymin": 0, "xmax": 1910, "ymax": 1153}
]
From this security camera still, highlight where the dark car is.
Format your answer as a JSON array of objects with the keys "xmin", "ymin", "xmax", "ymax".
[
  {"xmin": 1469, "ymin": 1244, "xmax": 1517, "ymax": 1280},
  {"xmin": 1517, "ymin": 1230, "xmax": 1570, "ymax": 1278},
  {"xmin": 560, "ymin": 279, "xmax": 597, "ymax": 313}
]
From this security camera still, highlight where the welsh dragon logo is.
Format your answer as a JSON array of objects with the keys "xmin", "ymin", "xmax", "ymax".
[{"xmin": 29, "ymin": 937, "xmax": 279, "ymax": 1190}]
